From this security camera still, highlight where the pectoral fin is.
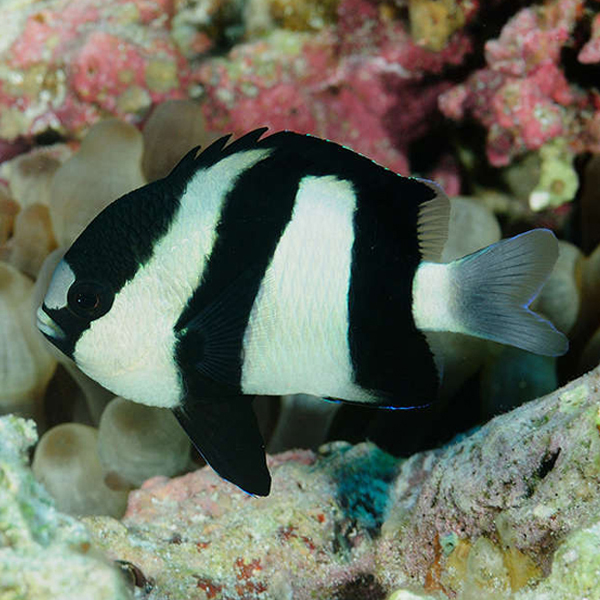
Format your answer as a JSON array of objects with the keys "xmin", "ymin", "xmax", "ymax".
[{"xmin": 173, "ymin": 396, "xmax": 271, "ymax": 496}]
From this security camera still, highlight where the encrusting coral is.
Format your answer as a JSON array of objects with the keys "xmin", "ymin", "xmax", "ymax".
[
  {"xmin": 0, "ymin": 0, "xmax": 190, "ymax": 141},
  {"xmin": 439, "ymin": 0, "xmax": 600, "ymax": 168}
]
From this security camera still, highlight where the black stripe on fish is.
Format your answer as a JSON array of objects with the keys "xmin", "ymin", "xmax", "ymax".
[
  {"xmin": 347, "ymin": 175, "xmax": 440, "ymax": 405},
  {"xmin": 64, "ymin": 176, "xmax": 186, "ymax": 293},
  {"xmin": 259, "ymin": 133, "xmax": 440, "ymax": 404},
  {"xmin": 175, "ymin": 130, "xmax": 439, "ymax": 404},
  {"xmin": 174, "ymin": 147, "xmax": 311, "ymax": 398},
  {"xmin": 64, "ymin": 130, "xmax": 272, "ymax": 293}
]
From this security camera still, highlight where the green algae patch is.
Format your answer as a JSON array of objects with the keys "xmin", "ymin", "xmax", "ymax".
[
  {"xmin": 559, "ymin": 383, "xmax": 588, "ymax": 414},
  {"xmin": 321, "ymin": 442, "xmax": 400, "ymax": 533}
]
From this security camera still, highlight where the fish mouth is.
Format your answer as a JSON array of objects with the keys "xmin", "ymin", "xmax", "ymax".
[{"xmin": 36, "ymin": 306, "xmax": 66, "ymax": 341}]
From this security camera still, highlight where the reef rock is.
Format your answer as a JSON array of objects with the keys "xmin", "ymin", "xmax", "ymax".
[
  {"xmin": 0, "ymin": 415, "xmax": 130, "ymax": 599},
  {"xmin": 76, "ymin": 366, "xmax": 600, "ymax": 599},
  {"xmin": 3, "ymin": 367, "xmax": 600, "ymax": 597},
  {"xmin": 378, "ymin": 369, "xmax": 600, "ymax": 597},
  {"xmin": 85, "ymin": 443, "xmax": 397, "ymax": 599}
]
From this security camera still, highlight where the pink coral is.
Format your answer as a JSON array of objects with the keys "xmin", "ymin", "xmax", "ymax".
[
  {"xmin": 0, "ymin": 0, "xmax": 189, "ymax": 141},
  {"xmin": 196, "ymin": 0, "xmax": 471, "ymax": 174},
  {"xmin": 579, "ymin": 13, "xmax": 600, "ymax": 64},
  {"xmin": 0, "ymin": 0, "xmax": 473, "ymax": 177},
  {"xmin": 439, "ymin": 0, "xmax": 600, "ymax": 166}
]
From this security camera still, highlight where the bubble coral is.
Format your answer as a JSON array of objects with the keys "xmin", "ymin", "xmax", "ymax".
[
  {"xmin": 533, "ymin": 240, "xmax": 582, "ymax": 337},
  {"xmin": 0, "ymin": 185, "xmax": 18, "ymax": 247},
  {"xmin": 441, "ymin": 196, "xmax": 501, "ymax": 262},
  {"xmin": 4, "ymin": 204, "xmax": 57, "ymax": 279},
  {"xmin": 0, "ymin": 145, "xmax": 70, "ymax": 209},
  {"xmin": 141, "ymin": 99, "xmax": 216, "ymax": 183},
  {"xmin": 267, "ymin": 393, "xmax": 338, "ymax": 454},
  {"xmin": 97, "ymin": 397, "xmax": 191, "ymax": 488},
  {"xmin": 571, "ymin": 243, "xmax": 600, "ymax": 373},
  {"xmin": 49, "ymin": 119, "xmax": 145, "ymax": 247},
  {"xmin": 0, "ymin": 261, "xmax": 56, "ymax": 418},
  {"xmin": 32, "ymin": 422, "xmax": 128, "ymax": 517}
]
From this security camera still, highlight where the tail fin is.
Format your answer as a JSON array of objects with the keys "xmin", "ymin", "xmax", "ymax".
[{"xmin": 451, "ymin": 229, "xmax": 568, "ymax": 356}]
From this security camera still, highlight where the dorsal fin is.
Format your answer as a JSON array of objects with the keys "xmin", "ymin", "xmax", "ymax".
[
  {"xmin": 197, "ymin": 128, "xmax": 269, "ymax": 165},
  {"xmin": 223, "ymin": 127, "xmax": 269, "ymax": 153},
  {"xmin": 415, "ymin": 178, "xmax": 451, "ymax": 263},
  {"xmin": 170, "ymin": 129, "xmax": 271, "ymax": 179},
  {"xmin": 194, "ymin": 134, "xmax": 232, "ymax": 166},
  {"xmin": 167, "ymin": 144, "xmax": 202, "ymax": 177}
]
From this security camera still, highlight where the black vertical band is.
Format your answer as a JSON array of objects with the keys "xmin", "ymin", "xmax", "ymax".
[
  {"xmin": 175, "ymin": 151, "xmax": 310, "ymax": 397},
  {"xmin": 173, "ymin": 131, "xmax": 440, "ymax": 405},
  {"xmin": 347, "ymin": 176, "xmax": 440, "ymax": 406}
]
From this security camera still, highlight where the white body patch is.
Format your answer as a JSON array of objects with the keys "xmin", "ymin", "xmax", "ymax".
[
  {"xmin": 241, "ymin": 175, "xmax": 375, "ymax": 402},
  {"xmin": 74, "ymin": 149, "xmax": 273, "ymax": 408},
  {"xmin": 43, "ymin": 261, "xmax": 75, "ymax": 310},
  {"xmin": 412, "ymin": 261, "xmax": 463, "ymax": 332}
]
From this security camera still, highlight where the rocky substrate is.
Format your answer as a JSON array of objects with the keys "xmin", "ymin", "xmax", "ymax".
[{"xmin": 3, "ymin": 366, "xmax": 600, "ymax": 599}]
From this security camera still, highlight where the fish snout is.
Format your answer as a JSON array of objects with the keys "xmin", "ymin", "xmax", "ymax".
[{"xmin": 36, "ymin": 305, "xmax": 66, "ymax": 341}]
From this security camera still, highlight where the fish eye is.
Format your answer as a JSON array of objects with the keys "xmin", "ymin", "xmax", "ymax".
[{"xmin": 67, "ymin": 281, "xmax": 113, "ymax": 320}]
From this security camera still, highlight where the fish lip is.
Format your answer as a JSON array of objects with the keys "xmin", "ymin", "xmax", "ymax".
[{"xmin": 36, "ymin": 306, "xmax": 66, "ymax": 341}]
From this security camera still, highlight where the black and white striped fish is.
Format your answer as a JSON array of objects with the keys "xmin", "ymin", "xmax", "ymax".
[{"xmin": 36, "ymin": 129, "xmax": 568, "ymax": 496}]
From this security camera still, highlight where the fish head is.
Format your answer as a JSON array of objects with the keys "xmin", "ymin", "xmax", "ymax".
[
  {"xmin": 36, "ymin": 179, "xmax": 186, "ymax": 408},
  {"xmin": 37, "ymin": 257, "xmax": 114, "ymax": 359}
]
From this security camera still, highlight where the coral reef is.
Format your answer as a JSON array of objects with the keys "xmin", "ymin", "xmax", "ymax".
[
  {"xmin": 0, "ymin": 0, "xmax": 475, "ymax": 174},
  {"xmin": 32, "ymin": 422, "xmax": 129, "ymax": 517},
  {"xmin": 0, "ymin": 0, "xmax": 190, "ymax": 141},
  {"xmin": 439, "ymin": 0, "xmax": 600, "ymax": 171},
  {"xmin": 195, "ymin": 0, "xmax": 473, "ymax": 174},
  {"xmin": 1, "ymin": 0, "xmax": 599, "ymax": 188},
  {"xmin": 0, "ymin": 261, "xmax": 56, "ymax": 417},
  {"xmin": 74, "ymin": 366, "xmax": 600, "ymax": 599},
  {"xmin": 379, "ymin": 371, "xmax": 600, "ymax": 593},
  {"xmin": 48, "ymin": 119, "xmax": 145, "ymax": 246},
  {"xmin": 0, "ymin": 0, "xmax": 600, "ymax": 596},
  {"xmin": 7, "ymin": 370, "xmax": 600, "ymax": 599},
  {"xmin": 97, "ymin": 397, "xmax": 191, "ymax": 488}
]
